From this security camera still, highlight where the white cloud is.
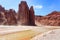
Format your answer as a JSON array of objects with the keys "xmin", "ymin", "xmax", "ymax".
[{"xmin": 33, "ymin": 5, "xmax": 43, "ymax": 9}]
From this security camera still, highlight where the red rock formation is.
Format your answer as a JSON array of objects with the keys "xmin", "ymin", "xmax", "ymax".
[
  {"xmin": 18, "ymin": 1, "xmax": 29, "ymax": 25},
  {"xmin": 35, "ymin": 11, "xmax": 60, "ymax": 26},
  {"xmin": 47, "ymin": 11, "xmax": 60, "ymax": 16},
  {"xmin": 0, "ymin": 12, "xmax": 7, "ymax": 25},
  {"xmin": 29, "ymin": 6, "xmax": 35, "ymax": 25},
  {"xmin": 0, "ymin": 1, "xmax": 36, "ymax": 25},
  {"xmin": 18, "ymin": 1, "xmax": 35, "ymax": 25},
  {"xmin": 0, "ymin": 1, "xmax": 60, "ymax": 26},
  {"xmin": 4, "ymin": 9, "xmax": 17, "ymax": 25},
  {"xmin": 0, "ymin": 5, "xmax": 5, "ymax": 12}
]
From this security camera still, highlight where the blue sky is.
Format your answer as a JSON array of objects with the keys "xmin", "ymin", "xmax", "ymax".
[{"xmin": 0, "ymin": 0, "xmax": 60, "ymax": 16}]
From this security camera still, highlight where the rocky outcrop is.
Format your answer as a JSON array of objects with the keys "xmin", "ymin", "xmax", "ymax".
[
  {"xmin": 0, "ymin": 5, "xmax": 5, "ymax": 12},
  {"xmin": 1, "ymin": 1, "xmax": 60, "ymax": 26},
  {"xmin": 29, "ymin": 6, "xmax": 35, "ymax": 25},
  {"xmin": 0, "ymin": 5, "xmax": 17, "ymax": 25},
  {"xmin": 18, "ymin": 1, "xmax": 35, "ymax": 25},
  {"xmin": 47, "ymin": 11, "xmax": 60, "ymax": 16},
  {"xmin": 4, "ymin": 9, "xmax": 17, "ymax": 25},
  {"xmin": 35, "ymin": 11, "xmax": 60, "ymax": 26},
  {"xmin": 0, "ymin": 12, "xmax": 7, "ymax": 25},
  {"xmin": 0, "ymin": 5, "xmax": 7, "ymax": 25},
  {"xmin": 18, "ymin": 1, "xmax": 29, "ymax": 25},
  {"xmin": 0, "ymin": 1, "xmax": 35, "ymax": 26}
]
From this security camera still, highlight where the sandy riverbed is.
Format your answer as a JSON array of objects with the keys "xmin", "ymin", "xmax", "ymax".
[{"xmin": 0, "ymin": 25, "xmax": 60, "ymax": 40}]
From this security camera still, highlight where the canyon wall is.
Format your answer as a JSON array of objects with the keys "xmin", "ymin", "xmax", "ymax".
[{"xmin": 35, "ymin": 11, "xmax": 60, "ymax": 26}]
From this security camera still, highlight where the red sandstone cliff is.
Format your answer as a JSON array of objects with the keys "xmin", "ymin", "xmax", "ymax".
[
  {"xmin": 29, "ymin": 6, "xmax": 35, "ymax": 25},
  {"xmin": 0, "ymin": 5, "xmax": 17, "ymax": 25},
  {"xmin": 17, "ymin": 1, "xmax": 29, "ymax": 25},
  {"xmin": 0, "ymin": 5, "xmax": 5, "ymax": 12},
  {"xmin": 0, "ymin": 1, "xmax": 35, "ymax": 25},
  {"xmin": 17, "ymin": 1, "xmax": 35, "ymax": 25},
  {"xmin": 35, "ymin": 11, "xmax": 60, "ymax": 26},
  {"xmin": 4, "ymin": 9, "xmax": 17, "ymax": 25}
]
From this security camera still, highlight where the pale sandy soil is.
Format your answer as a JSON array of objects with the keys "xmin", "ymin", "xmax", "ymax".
[
  {"xmin": 31, "ymin": 29, "xmax": 60, "ymax": 40},
  {"xmin": 0, "ymin": 25, "xmax": 60, "ymax": 40}
]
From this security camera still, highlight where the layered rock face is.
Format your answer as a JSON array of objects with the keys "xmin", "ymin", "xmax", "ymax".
[
  {"xmin": 18, "ymin": 1, "xmax": 35, "ymax": 25},
  {"xmin": 0, "ymin": 5, "xmax": 17, "ymax": 25},
  {"xmin": 0, "ymin": 12, "xmax": 7, "ymax": 25},
  {"xmin": 18, "ymin": 1, "xmax": 29, "ymax": 25},
  {"xmin": 35, "ymin": 11, "xmax": 60, "ymax": 26},
  {"xmin": 0, "ymin": 6, "xmax": 7, "ymax": 25},
  {"xmin": 47, "ymin": 11, "xmax": 60, "ymax": 16},
  {"xmin": 4, "ymin": 9, "xmax": 17, "ymax": 25},
  {"xmin": 0, "ymin": 5, "xmax": 5, "ymax": 12},
  {"xmin": 29, "ymin": 6, "xmax": 35, "ymax": 25}
]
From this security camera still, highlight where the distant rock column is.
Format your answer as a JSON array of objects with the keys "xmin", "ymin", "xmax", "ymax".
[
  {"xmin": 18, "ymin": 1, "xmax": 29, "ymax": 25},
  {"xmin": 29, "ymin": 6, "xmax": 35, "ymax": 25}
]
